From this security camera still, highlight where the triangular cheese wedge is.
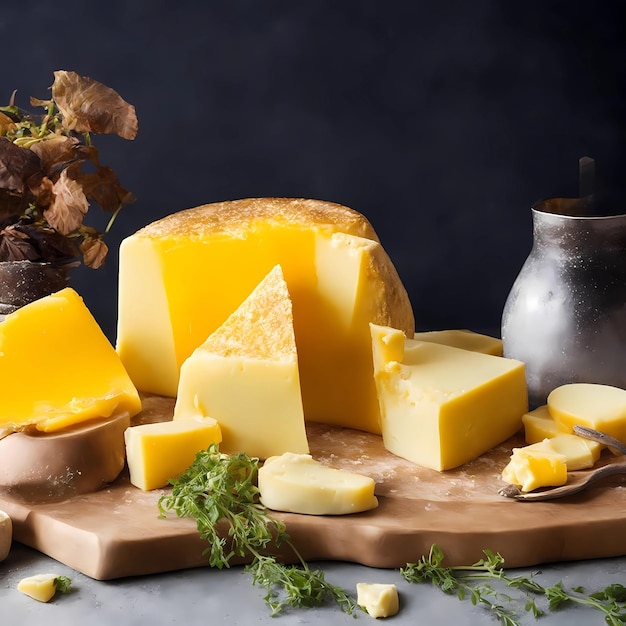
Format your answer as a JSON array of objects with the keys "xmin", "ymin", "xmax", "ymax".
[{"xmin": 173, "ymin": 265, "xmax": 308, "ymax": 459}]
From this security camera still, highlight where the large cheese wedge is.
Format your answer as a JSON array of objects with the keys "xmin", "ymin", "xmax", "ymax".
[
  {"xmin": 370, "ymin": 323, "xmax": 527, "ymax": 471},
  {"xmin": 173, "ymin": 265, "xmax": 308, "ymax": 459},
  {"xmin": 117, "ymin": 197, "xmax": 414, "ymax": 434},
  {"xmin": 258, "ymin": 452, "xmax": 378, "ymax": 515},
  {"xmin": 547, "ymin": 383, "xmax": 626, "ymax": 444},
  {"xmin": 0, "ymin": 288, "xmax": 141, "ymax": 433},
  {"xmin": 124, "ymin": 417, "xmax": 222, "ymax": 491},
  {"xmin": 413, "ymin": 329, "xmax": 503, "ymax": 356}
]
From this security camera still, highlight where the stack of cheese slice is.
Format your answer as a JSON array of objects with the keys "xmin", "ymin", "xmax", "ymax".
[
  {"xmin": 370, "ymin": 323, "xmax": 527, "ymax": 471},
  {"xmin": 173, "ymin": 265, "xmax": 309, "ymax": 459},
  {"xmin": 501, "ymin": 382, "xmax": 626, "ymax": 492},
  {"xmin": 117, "ymin": 197, "xmax": 414, "ymax": 434}
]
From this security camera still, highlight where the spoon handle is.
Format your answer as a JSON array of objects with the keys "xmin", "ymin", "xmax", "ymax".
[{"xmin": 573, "ymin": 425, "xmax": 626, "ymax": 455}]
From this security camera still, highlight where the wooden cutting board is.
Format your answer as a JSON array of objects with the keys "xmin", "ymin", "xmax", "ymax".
[{"xmin": 1, "ymin": 394, "xmax": 626, "ymax": 580}]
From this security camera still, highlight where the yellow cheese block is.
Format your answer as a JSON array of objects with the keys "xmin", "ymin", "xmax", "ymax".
[
  {"xmin": 17, "ymin": 574, "xmax": 61, "ymax": 603},
  {"xmin": 501, "ymin": 447, "xmax": 567, "ymax": 492},
  {"xmin": 370, "ymin": 323, "xmax": 527, "ymax": 471},
  {"xmin": 258, "ymin": 452, "xmax": 378, "ymax": 515},
  {"xmin": 0, "ymin": 288, "xmax": 141, "ymax": 433},
  {"xmin": 124, "ymin": 417, "xmax": 222, "ymax": 491},
  {"xmin": 0, "ymin": 509, "xmax": 11, "ymax": 562},
  {"xmin": 174, "ymin": 265, "xmax": 309, "ymax": 459},
  {"xmin": 522, "ymin": 405, "xmax": 570, "ymax": 443},
  {"xmin": 356, "ymin": 583, "xmax": 400, "ymax": 618},
  {"xmin": 413, "ymin": 329, "xmax": 503, "ymax": 355},
  {"xmin": 548, "ymin": 383, "xmax": 626, "ymax": 444},
  {"xmin": 117, "ymin": 197, "xmax": 414, "ymax": 434}
]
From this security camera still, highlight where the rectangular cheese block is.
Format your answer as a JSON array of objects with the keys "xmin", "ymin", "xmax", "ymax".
[
  {"xmin": 413, "ymin": 329, "xmax": 503, "ymax": 356},
  {"xmin": 258, "ymin": 452, "xmax": 378, "ymax": 515},
  {"xmin": 173, "ymin": 266, "xmax": 309, "ymax": 459},
  {"xmin": 117, "ymin": 198, "xmax": 414, "ymax": 435},
  {"xmin": 370, "ymin": 323, "xmax": 527, "ymax": 471},
  {"xmin": 522, "ymin": 405, "xmax": 570, "ymax": 443},
  {"xmin": 124, "ymin": 417, "xmax": 222, "ymax": 491},
  {"xmin": 0, "ymin": 288, "xmax": 141, "ymax": 433}
]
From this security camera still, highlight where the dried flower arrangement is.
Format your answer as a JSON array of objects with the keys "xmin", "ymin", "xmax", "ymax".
[{"xmin": 0, "ymin": 70, "xmax": 138, "ymax": 270}]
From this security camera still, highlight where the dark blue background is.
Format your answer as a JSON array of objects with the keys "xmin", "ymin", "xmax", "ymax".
[{"xmin": 2, "ymin": 1, "xmax": 624, "ymax": 341}]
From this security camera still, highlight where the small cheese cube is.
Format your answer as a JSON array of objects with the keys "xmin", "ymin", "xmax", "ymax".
[
  {"xmin": 0, "ymin": 509, "xmax": 11, "ymax": 561},
  {"xmin": 522, "ymin": 405, "xmax": 570, "ymax": 443},
  {"xmin": 124, "ymin": 417, "xmax": 222, "ymax": 491},
  {"xmin": 370, "ymin": 324, "xmax": 527, "ymax": 470},
  {"xmin": 548, "ymin": 383, "xmax": 626, "ymax": 444},
  {"xmin": 502, "ymin": 447, "xmax": 567, "ymax": 492},
  {"xmin": 17, "ymin": 574, "xmax": 60, "ymax": 603},
  {"xmin": 356, "ymin": 583, "xmax": 399, "ymax": 618},
  {"xmin": 413, "ymin": 329, "xmax": 503, "ymax": 356},
  {"xmin": 258, "ymin": 452, "xmax": 378, "ymax": 515}
]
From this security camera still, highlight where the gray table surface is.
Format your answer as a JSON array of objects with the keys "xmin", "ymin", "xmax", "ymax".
[{"xmin": 1, "ymin": 540, "xmax": 624, "ymax": 625}]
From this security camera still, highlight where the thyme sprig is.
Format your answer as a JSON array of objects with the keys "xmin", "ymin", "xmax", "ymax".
[
  {"xmin": 402, "ymin": 544, "xmax": 626, "ymax": 626},
  {"xmin": 157, "ymin": 444, "xmax": 359, "ymax": 617}
]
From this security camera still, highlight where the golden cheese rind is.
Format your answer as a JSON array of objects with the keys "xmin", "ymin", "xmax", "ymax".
[
  {"xmin": 117, "ymin": 197, "xmax": 414, "ymax": 434},
  {"xmin": 0, "ymin": 413, "xmax": 129, "ymax": 502}
]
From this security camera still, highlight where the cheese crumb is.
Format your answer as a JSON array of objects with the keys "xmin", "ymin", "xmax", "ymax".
[{"xmin": 356, "ymin": 582, "xmax": 399, "ymax": 618}]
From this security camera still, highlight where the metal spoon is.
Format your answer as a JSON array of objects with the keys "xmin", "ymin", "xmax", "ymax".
[{"xmin": 498, "ymin": 425, "xmax": 626, "ymax": 502}]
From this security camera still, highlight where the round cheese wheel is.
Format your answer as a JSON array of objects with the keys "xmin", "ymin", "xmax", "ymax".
[{"xmin": 0, "ymin": 412, "xmax": 130, "ymax": 502}]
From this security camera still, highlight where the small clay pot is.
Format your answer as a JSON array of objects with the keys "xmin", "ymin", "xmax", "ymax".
[{"xmin": 0, "ymin": 260, "xmax": 69, "ymax": 316}]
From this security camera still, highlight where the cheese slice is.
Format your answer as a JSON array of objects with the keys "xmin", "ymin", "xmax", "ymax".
[
  {"xmin": 117, "ymin": 198, "xmax": 414, "ymax": 434},
  {"xmin": 413, "ymin": 329, "xmax": 503, "ymax": 356},
  {"xmin": 522, "ymin": 405, "xmax": 571, "ymax": 443},
  {"xmin": 173, "ymin": 265, "xmax": 308, "ymax": 459},
  {"xmin": 0, "ymin": 288, "xmax": 141, "ymax": 433},
  {"xmin": 0, "ymin": 509, "xmax": 11, "ymax": 562},
  {"xmin": 370, "ymin": 323, "xmax": 527, "ymax": 471},
  {"xmin": 124, "ymin": 417, "xmax": 222, "ymax": 491},
  {"xmin": 548, "ymin": 383, "xmax": 626, "ymax": 444},
  {"xmin": 356, "ymin": 583, "xmax": 400, "ymax": 618},
  {"xmin": 258, "ymin": 452, "xmax": 378, "ymax": 515}
]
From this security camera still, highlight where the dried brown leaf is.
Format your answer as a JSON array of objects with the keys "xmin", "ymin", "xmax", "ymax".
[
  {"xmin": 80, "ymin": 235, "xmax": 108, "ymax": 269},
  {"xmin": 0, "ymin": 137, "xmax": 42, "ymax": 195},
  {"xmin": 15, "ymin": 221, "xmax": 80, "ymax": 261},
  {"xmin": 44, "ymin": 169, "xmax": 89, "ymax": 234},
  {"xmin": 52, "ymin": 70, "xmax": 139, "ymax": 140},
  {"xmin": 0, "ymin": 226, "xmax": 39, "ymax": 261},
  {"xmin": 28, "ymin": 134, "xmax": 81, "ymax": 176},
  {"xmin": 68, "ymin": 161, "xmax": 135, "ymax": 212},
  {"xmin": 0, "ymin": 112, "xmax": 16, "ymax": 136}
]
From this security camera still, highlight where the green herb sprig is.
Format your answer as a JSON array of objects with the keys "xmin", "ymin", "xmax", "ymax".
[
  {"xmin": 402, "ymin": 544, "xmax": 626, "ymax": 626},
  {"xmin": 157, "ymin": 444, "xmax": 358, "ymax": 617}
]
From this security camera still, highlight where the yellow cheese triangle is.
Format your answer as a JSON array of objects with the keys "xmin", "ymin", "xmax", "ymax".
[
  {"xmin": 174, "ymin": 265, "xmax": 309, "ymax": 459},
  {"xmin": 0, "ymin": 288, "xmax": 141, "ymax": 432}
]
